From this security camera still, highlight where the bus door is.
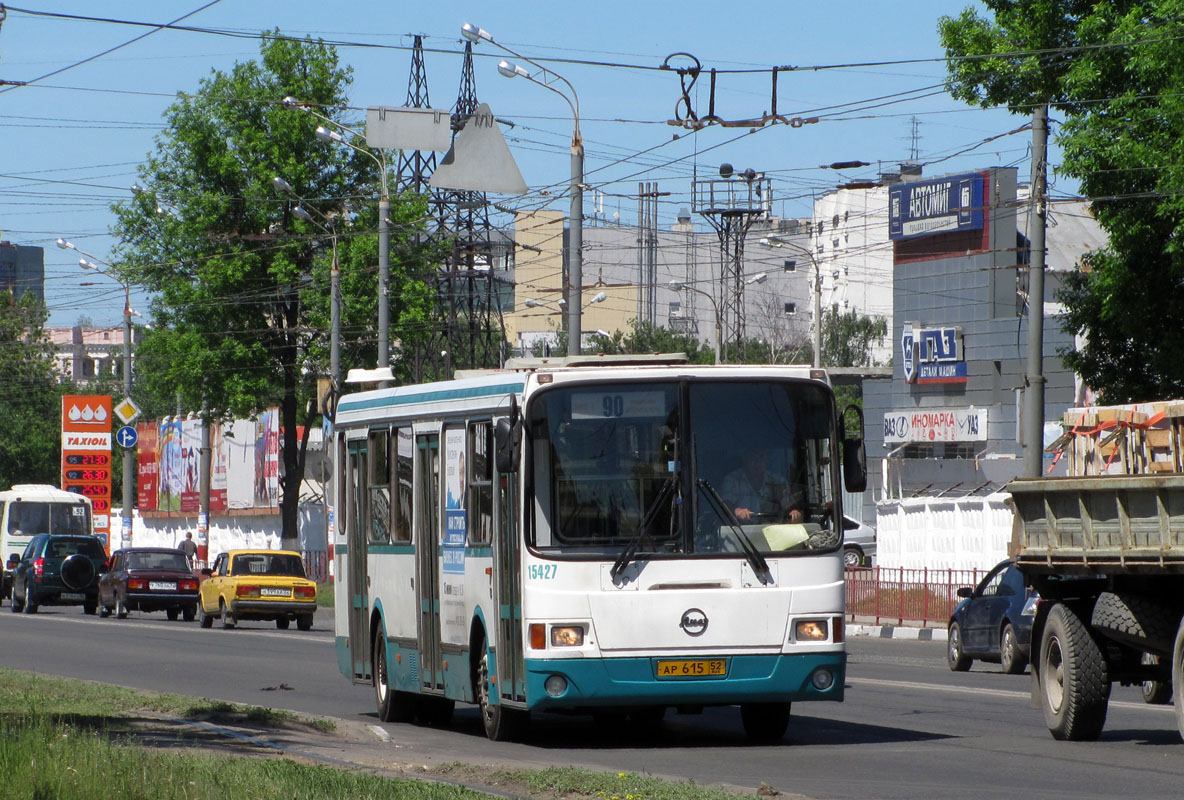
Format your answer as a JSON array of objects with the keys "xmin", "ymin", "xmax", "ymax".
[
  {"xmin": 495, "ymin": 468, "xmax": 526, "ymax": 703},
  {"xmin": 415, "ymin": 433, "xmax": 444, "ymax": 693},
  {"xmin": 346, "ymin": 438, "xmax": 370, "ymax": 683}
]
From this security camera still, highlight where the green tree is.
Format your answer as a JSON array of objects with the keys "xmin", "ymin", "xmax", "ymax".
[
  {"xmin": 941, "ymin": 1, "xmax": 1184, "ymax": 402},
  {"xmin": 0, "ymin": 291, "xmax": 63, "ymax": 487},
  {"xmin": 820, "ymin": 307, "xmax": 888, "ymax": 369},
  {"xmin": 111, "ymin": 34, "xmax": 433, "ymax": 540}
]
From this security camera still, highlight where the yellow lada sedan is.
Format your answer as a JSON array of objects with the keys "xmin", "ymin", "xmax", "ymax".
[{"xmin": 198, "ymin": 550, "xmax": 316, "ymax": 630}]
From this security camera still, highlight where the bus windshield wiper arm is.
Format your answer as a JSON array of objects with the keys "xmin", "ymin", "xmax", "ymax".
[
  {"xmin": 698, "ymin": 479, "xmax": 771, "ymax": 581},
  {"xmin": 610, "ymin": 477, "xmax": 676, "ymax": 581}
]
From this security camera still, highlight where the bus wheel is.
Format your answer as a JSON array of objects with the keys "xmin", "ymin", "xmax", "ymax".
[
  {"xmin": 478, "ymin": 640, "xmax": 527, "ymax": 741},
  {"xmin": 1040, "ymin": 602, "xmax": 1108, "ymax": 740},
  {"xmin": 740, "ymin": 702, "xmax": 790, "ymax": 742},
  {"xmin": 373, "ymin": 627, "xmax": 415, "ymax": 723}
]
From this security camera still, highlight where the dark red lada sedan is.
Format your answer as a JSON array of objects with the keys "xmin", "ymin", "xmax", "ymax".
[{"xmin": 98, "ymin": 547, "xmax": 200, "ymax": 621}]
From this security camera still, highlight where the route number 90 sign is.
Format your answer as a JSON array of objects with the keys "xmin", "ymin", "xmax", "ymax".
[{"xmin": 61, "ymin": 394, "xmax": 113, "ymax": 549}]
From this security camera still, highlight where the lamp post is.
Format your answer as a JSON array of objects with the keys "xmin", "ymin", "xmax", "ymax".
[
  {"xmin": 671, "ymin": 275, "xmax": 764, "ymax": 364},
  {"xmin": 57, "ymin": 238, "xmax": 134, "ymax": 548},
  {"xmin": 282, "ymin": 98, "xmax": 390, "ymax": 374},
  {"xmin": 762, "ymin": 235, "xmax": 822, "ymax": 367},
  {"xmin": 272, "ymin": 177, "xmax": 341, "ymax": 410},
  {"xmin": 461, "ymin": 23, "xmax": 585, "ymax": 355}
]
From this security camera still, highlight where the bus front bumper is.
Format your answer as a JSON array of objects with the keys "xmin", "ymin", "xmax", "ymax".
[{"xmin": 523, "ymin": 651, "xmax": 845, "ymax": 711}]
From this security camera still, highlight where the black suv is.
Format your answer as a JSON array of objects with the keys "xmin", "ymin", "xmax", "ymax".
[{"xmin": 10, "ymin": 534, "xmax": 108, "ymax": 615}]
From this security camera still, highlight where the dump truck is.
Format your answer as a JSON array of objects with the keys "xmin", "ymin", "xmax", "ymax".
[{"xmin": 1010, "ymin": 474, "xmax": 1184, "ymax": 741}]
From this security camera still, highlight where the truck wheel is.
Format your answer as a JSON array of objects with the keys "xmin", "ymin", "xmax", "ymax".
[
  {"xmin": 1040, "ymin": 603, "xmax": 1109, "ymax": 741},
  {"xmin": 1141, "ymin": 652, "xmax": 1172, "ymax": 705},
  {"xmin": 1091, "ymin": 591, "xmax": 1178, "ymax": 655},
  {"xmin": 1171, "ymin": 620, "xmax": 1184, "ymax": 740},
  {"xmin": 947, "ymin": 622, "xmax": 972, "ymax": 671},
  {"xmin": 1001, "ymin": 623, "xmax": 1028, "ymax": 675}
]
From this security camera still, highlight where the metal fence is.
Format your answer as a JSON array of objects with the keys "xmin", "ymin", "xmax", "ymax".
[{"xmin": 845, "ymin": 565, "xmax": 990, "ymax": 626}]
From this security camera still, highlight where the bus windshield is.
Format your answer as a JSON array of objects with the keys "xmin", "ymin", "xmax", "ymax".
[
  {"xmin": 527, "ymin": 379, "xmax": 841, "ymax": 558},
  {"xmin": 6, "ymin": 501, "xmax": 91, "ymax": 537}
]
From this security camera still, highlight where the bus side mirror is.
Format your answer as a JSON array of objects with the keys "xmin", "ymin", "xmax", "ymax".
[
  {"xmin": 495, "ymin": 417, "xmax": 521, "ymax": 474},
  {"xmin": 840, "ymin": 404, "xmax": 868, "ymax": 493}
]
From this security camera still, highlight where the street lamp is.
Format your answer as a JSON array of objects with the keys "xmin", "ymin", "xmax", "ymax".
[
  {"xmin": 462, "ymin": 23, "xmax": 585, "ymax": 356},
  {"xmin": 283, "ymin": 97, "xmax": 391, "ymax": 374},
  {"xmin": 57, "ymin": 238, "xmax": 135, "ymax": 547},
  {"xmin": 272, "ymin": 176, "xmax": 341, "ymax": 412}
]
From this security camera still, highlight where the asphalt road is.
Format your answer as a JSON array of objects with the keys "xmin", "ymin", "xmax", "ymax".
[{"xmin": 2, "ymin": 604, "xmax": 1183, "ymax": 799}]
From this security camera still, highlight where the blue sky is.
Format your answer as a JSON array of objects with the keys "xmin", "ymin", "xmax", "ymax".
[{"xmin": 0, "ymin": 1, "xmax": 1061, "ymax": 327}]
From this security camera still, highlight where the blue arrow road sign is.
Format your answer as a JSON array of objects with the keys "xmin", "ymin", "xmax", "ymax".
[{"xmin": 116, "ymin": 425, "xmax": 138, "ymax": 449}]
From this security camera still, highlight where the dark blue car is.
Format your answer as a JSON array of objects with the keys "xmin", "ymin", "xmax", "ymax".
[{"xmin": 947, "ymin": 559, "xmax": 1038, "ymax": 674}]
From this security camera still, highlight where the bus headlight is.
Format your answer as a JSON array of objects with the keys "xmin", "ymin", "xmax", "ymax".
[
  {"xmin": 550, "ymin": 626, "xmax": 584, "ymax": 647},
  {"xmin": 794, "ymin": 619, "xmax": 829, "ymax": 642}
]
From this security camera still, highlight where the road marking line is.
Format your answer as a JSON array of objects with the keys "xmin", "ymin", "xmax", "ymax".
[{"xmin": 850, "ymin": 676, "xmax": 1176, "ymax": 712}]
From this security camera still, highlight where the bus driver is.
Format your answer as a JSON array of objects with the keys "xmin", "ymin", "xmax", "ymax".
[{"xmin": 722, "ymin": 447, "xmax": 805, "ymax": 524}]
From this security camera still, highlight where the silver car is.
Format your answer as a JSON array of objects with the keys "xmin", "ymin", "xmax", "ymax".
[{"xmin": 841, "ymin": 515, "xmax": 876, "ymax": 567}]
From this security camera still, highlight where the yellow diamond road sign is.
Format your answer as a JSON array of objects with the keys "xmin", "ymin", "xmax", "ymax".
[{"xmin": 114, "ymin": 397, "xmax": 141, "ymax": 425}]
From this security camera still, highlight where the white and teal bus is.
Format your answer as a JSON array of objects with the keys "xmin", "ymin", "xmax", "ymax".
[{"xmin": 331, "ymin": 355, "xmax": 866, "ymax": 741}]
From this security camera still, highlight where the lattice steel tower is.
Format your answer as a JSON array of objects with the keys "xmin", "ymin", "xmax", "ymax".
[{"xmin": 692, "ymin": 169, "xmax": 771, "ymax": 362}]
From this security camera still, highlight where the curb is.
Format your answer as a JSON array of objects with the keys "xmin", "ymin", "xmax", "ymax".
[{"xmin": 849, "ymin": 623, "xmax": 948, "ymax": 642}]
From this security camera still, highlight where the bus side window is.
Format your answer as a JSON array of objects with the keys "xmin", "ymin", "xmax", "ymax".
[
  {"xmin": 394, "ymin": 428, "xmax": 413, "ymax": 542},
  {"xmin": 469, "ymin": 420, "xmax": 493, "ymax": 545},
  {"xmin": 368, "ymin": 429, "xmax": 391, "ymax": 543}
]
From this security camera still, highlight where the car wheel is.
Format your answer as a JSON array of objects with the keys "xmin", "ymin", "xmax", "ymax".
[
  {"xmin": 477, "ymin": 635, "xmax": 527, "ymax": 741},
  {"xmin": 1040, "ymin": 602, "xmax": 1109, "ymax": 741},
  {"xmin": 276, "ymin": 616, "xmax": 290, "ymax": 630},
  {"xmin": 115, "ymin": 594, "xmax": 129, "ymax": 620},
  {"xmin": 740, "ymin": 702, "xmax": 791, "ymax": 742},
  {"xmin": 23, "ymin": 582, "xmax": 38, "ymax": 614},
  {"xmin": 374, "ymin": 626, "xmax": 416, "ymax": 723},
  {"xmin": 842, "ymin": 547, "xmax": 863, "ymax": 568},
  {"xmin": 947, "ymin": 622, "xmax": 971, "ymax": 671},
  {"xmin": 166, "ymin": 607, "xmax": 180, "ymax": 621},
  {"xmin": 99, "ymin": 603, "xmax": 111, "ymax": 618},
  {"xmin": 220, "ymin": 600, "xmax": 235, "ymax": 629},
  {"xmin": 11, "ymin": 582, "xmax": 25, "ymax": 613},
  {"xmin": 182, "ymin": 604, "xmax": 196, "ymax": 622},
  {"xmin": 296, "ymin": 614, "xmax": 313, "ymax": 631},
  {"xmin": 1000, "ymin": 622, "xmax": 1028, "ymax": 674},
  {"xmin": 1142, "ymin": 652, "xmax": 1172, "ymax": 705},
  {"xmin": 198, "ymin": 602, "xmax": 214, "ymax": 628}
]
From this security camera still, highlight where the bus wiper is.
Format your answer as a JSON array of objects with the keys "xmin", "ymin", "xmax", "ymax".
[
  {"xmin": 697, "ymin": 479, "xmax": 771, "ymax": 583},
  {"xmin": 610, "ymin": 477, "xmax": 676, "ymax": 581}
]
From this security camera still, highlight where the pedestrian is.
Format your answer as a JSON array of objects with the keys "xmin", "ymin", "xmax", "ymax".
[{"xmin": 178, "ymin": 531, "xmax": 198, "ymax": 565}]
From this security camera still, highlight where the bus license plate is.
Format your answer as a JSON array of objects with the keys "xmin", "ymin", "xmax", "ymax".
[{"xmin": 656, "ymin": 659, "xmax": 726, "ymax": 678}]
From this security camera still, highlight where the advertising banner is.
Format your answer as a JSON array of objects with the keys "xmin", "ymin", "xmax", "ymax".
[
  {"xmin": 157, "ymin": 419, "xmax": 184, "ymax": 512},
  {"xmin": 253, "ymin": 409, "xmax": 280, "ymax": 507},
  {"xmin": 441, "ymin": 426, "xmax": 467, "ymax": 645},
  {"xmin": 889, "ymin": 172, "xmax": 984, "ymax": 240},
  {"xmin": 61, "ymin": 394, "xmax": 112, "ymax": 547},
  {"xmin": 180, "ymin": 418, "xmax": 202, "ymax": 512},
  {"xmin": 225, "ymin": 418, "xmax": 256, "ymax": 509},
  {"xmin": 883, "ymin": 408, "xmax": 988, "ymax": 444},
  {"xmin": 136, "ymin": 421, "xmax": 158, "ymax": 511}
]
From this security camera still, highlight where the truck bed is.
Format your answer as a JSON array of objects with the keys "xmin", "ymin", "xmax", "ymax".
[{"xmin": 1010, "ymin": 474, "xmax": 1184, "ymax": 575}]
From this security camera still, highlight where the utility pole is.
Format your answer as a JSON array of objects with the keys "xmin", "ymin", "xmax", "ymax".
[
  {"xmin": 1023, "ymin": 103, "xmax": 1049, "ymax": 477},
  {"xmin": 198, "ymin": 398, "xmax": 211, "ymax": 565}
]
